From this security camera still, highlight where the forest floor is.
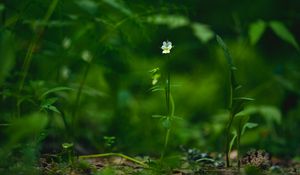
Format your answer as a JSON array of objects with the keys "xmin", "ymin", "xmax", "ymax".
[{"xmin": 39, "ymin": 149, "xmax": 300, "ymax": 175}]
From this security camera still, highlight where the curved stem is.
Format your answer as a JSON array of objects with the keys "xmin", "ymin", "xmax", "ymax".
[
  {"xmin": 79, "ymin": 153, "xmax": 148, "ymax": 168},
  {"xmin": 71, "ymin": 62, "xmax": 91, "ymax": 137},
  {"xmin": 225, "ymin": 72, "xmax": 234, "ymax": 167},
  {"xmin": 170, "ymin": 94, "xmax": 175, "ymax": 117},
  {"xmin": 225, "ymin": 112, "xmax": 234, "ymax": 167},
  {"xmin": 161, "ymin": 128, "xmax": 171, "ymax": 161},
  {"xmin": 237, "ymin": 121, "xmax": 242, "ymax": 170},
  {"xmin": 16, "ymin": 0, "xmax": 59, "ymax": 118},
  {"xmin": 161, "ymin": 66, "xmax": 172, "ymax": 161}
]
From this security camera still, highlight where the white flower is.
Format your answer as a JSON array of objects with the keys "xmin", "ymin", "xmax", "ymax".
[
  {"xmin": 81, "ymin": 50, "xmax": 92, "ymax": 62},
  {"xmin": 60, "ymin": 66, "xmax": 70, "ymax": 80},
  {"xmin": 62, "ymin": 37, "xmax": 71, "ymax": 49},
  {"xmin": 161, "ymin": 41, "xmax": 173, "ymax": 54}
]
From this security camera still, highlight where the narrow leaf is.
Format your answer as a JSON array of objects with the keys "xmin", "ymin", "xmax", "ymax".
[
  {"xmin": 0, "ymin": 30, "xmax": 16, "ymax": 86},
  {"xmin": 191, "ymin": 22, "xmax": 214, "ymax": 43},
  {"xmin": 75, "ymin": 0, "xmax": 98, "ymax": 14},
  {"xmin": 229, "ymin": 131, "xmax": 237, "ymax": 154},
  {"xmin": 216, "ymin": 35, "xmax": 239, "ymax": 89},
  {"xmin": 147, "ymin": 14, "xmax": 189, "ymax": 29},
  {"xmin": 40, "ymin": 87, "xmax": 74, "ymax": 99},
  {"xmin": 249, "ymin": 20, "xmax": 266, "ymax": 45},
  {"xmin": 41, "ymin": 97, "xmax": 58, "ymax": 107},
  {"xmin": 216, "ymin": 35, "xmax": 234, "ymax": 68},
  {"xmin": 269, "ymin": 21, "xmax": 299, "ymax": 50},
  {"xmin": 233, "ymin": 97, "xmax": 255, "ymax": 101},
  {"xmin": 5, "ymin": 113, "xmax": 48, "ymax": 146},
  {"xmin": 152, "ymin": 115, "xmax": 165, "ymax": 118},
  {"xmin": 48, "ymin": 105, "xmax": 61, "ymax": 114},
  {"xmin": 242, "ymin": 122, "xmax": 258, "ymax": 135},
  {"xmin": 259, "ymin": 105, "xmax": 282, "ymax": 124},
  {"xmin": 102, "ymin": 0, "xmax": 132, "ymax": 16}
]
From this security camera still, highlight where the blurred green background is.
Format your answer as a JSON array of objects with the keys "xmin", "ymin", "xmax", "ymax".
[{"xmin": 0, "ymin": 0, "xmax": 300, "ymax": 172}]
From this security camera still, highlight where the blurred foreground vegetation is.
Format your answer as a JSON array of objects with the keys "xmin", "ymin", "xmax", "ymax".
[{"xmin": 0, "ymin": 0, "xmax": 300, "ymax": 174}]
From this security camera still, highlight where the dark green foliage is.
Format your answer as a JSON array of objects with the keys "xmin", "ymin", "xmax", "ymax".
[{"xmin": 0, "ymin": 0, "xmax": 300, "ymax": 173}]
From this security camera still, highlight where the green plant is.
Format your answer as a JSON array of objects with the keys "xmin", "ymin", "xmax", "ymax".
[
  {"xmin": 231, "ymin": 112, "xmax": 258, "ymax": 168},
  {"xmin": 216, "ymin": 35, "xmax": 256, "ymax": 168},
  {"xmin": 62, "ymin": 142, "xmax": 74, "ymax": 164},
  {"xmin": 16, "ymin": 0, "xmax": 59, "ymax": 118},
  {"xmin": 151, "ymin": 41, "xmax": 179, "ymax": 161},
  {"xmin": 104, "ymin": 136, "xmax": 116, "ymax": 150},
  {"xmin": 71, "ymin": 50, "xmax": 93, "ymax": 137}
]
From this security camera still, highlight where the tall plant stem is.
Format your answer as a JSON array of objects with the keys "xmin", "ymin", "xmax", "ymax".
[
  {"xmin": 161, "ymin": 68, "xmax": 172, "ymax": 161},
  {"xmin": 225, "ymin": 82, "xmax": 234, "ymax": 167},
  {"xmin": 237, "ymin": 122, "xmax": 241, "ymax": 169},
  {"xmin": 225, "ymin": 112, "xmax": 234, "ymax": 167},
  {"xmin": 71, "ymin": 61, "xmax": 91, "ymax": 138},
  {"xmin": 166, "ymin": 71, "xmax": 171, "ymax": 116},
  {"xmin": 16, "ymin": 0, "xmax": 59, "ymax": 117}
]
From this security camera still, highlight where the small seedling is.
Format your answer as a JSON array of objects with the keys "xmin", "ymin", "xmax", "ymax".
[
  {"xmin": 216, "ymin": 35, "xmax": 256, "ymax": 168},
  {"xmin": 104, "ymin": 136, "xmax": 116, "ymax": 150},
  {"xmin": 62, "ymin": 142, "xmax": 74, "ymax": 164}
]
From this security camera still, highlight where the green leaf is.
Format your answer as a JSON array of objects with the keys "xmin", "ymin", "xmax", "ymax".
[
  {"xmin": 235, "ymin": 106, "xmax": 258, "ymax": 117},
  {"xmin": 150, "ymin": 85, "xmax": 164, "ymax": 92},
  {"xmin": 216, "ymin": 35, "xmax": 234, "ymax": 67},
  {"xmin": 102, "ymin": 0, "xmax": 132, "ymax": 16},
  {"xmin": 75, "ymin": 0, "xmax": 98, "ymax": 14},
  {"xmin": 40, "ymin": 86, "xmax": 74, "ymax": 99},
  {"xmin": 62, "ymin": 142, "xmax": 74, "ymax": 149},
  {"xmin": 249, "ymin": 20, "xmax": 266, "ymax": 45},
  {"xmin": 40, "ymin": 98, "xmax": 61, "ymax": 114},
  {"xmin": 0, "ymin": 4, "xmax": 4, "ymax": 12},
  {"xmin": 161, "ymin": 117, "xmax": 171, "ymax": 129},
  {"xmin": 233, "ymin": 113, "xmax": 250, "ymax": 129},
  {"xmin": 5, "ymin": 113, "xmax": 48, "ymax": 146},
  {"xmin": 152, "ymin": 115, "xmax": 165, "ymax": 118},
  {"xmin": 258, "ymin": 105, "xmax": 281, "ymax": 124},
  {"xmin": 23, "ymin": 20, "xmax": 73, "ymax": 27},
  {"xmin": 171, "ymin": 115, "xmax": 183, "ymax": 121},
  {"xmin": 0, "ymin": 30, "xmax": 16, "ymax": 86},
  {"xmin": 269, "ymin": 21, "xmax": 299, "ymax": 50},
  {"xmin": 229, "ymin": 131, "xmax": 237, "ymax": 154},
  {"xmin": 191, "ymin": 23, "xmax": 214, "ymax": 43},
  {"xmin": 216, "ymin": 35, "xmax": 239, "ymax": 89},
  {"xmin": 232, "ymin": 98, "xmax": 254, "ymax": 117},
  {"xmin": 47, "ymin": 105, "xmax": 61, "ymax": 114},
  {"xmin": 242, "ymin": 122, "xmax": 258, "ymax": 135},
  {"xmin": 41, "ymin": 97, "xmax": 58, "ymax": 107},
  {"xmin": 147, "ymin": 15, "xmax": 189, "ymax": 29},
  {"xmin": 233, "ymin": 97, "xmax": 255, "ymax": 101}
]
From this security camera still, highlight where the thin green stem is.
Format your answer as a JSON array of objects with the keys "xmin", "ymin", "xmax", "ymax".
[
  {"xmin": 16, "ymin": 0, "xmax": 59, "ymax": 118},
  {"xmin": 167, "ymin": 71, "xmax": 171, "ymax": 117},
  {"xmin": 225, "ymin": 112, "xmax": 234, "ymax": 167},
  {"xmin": 71, "ymin": 61, "xmax": 91, "ymax": 137},
  {"xmin": 237, "ymin": 122, "xmax": 241, "ymax": 169},
  {"xmin": 170, "ymin": 94, "xmax": 175, "ymax": 117},
  {"xmin": 161, "ymin": 63, "xmax": 173, "ymax": 161},
  {"xmin": 79, "ymin": 153, "xmax": 148, "ymax": 168},
  {"xmin": 160, "ymin": 128, "xmax": 171, "ymax": 161},
  {"xmin": 18, "ymin": 0, "xmax": 58, "ymax": 92},
  {"xmin": 225, "ymin": 71, "xmax": 234, "ymax": 167}
]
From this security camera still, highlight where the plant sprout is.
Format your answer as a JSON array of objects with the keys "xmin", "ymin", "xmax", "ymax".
[{"xmin": 216, "ymin": 35, "xmax": 255, "ymax": 168}]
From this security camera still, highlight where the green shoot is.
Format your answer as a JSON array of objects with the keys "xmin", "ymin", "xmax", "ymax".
[{"xmin": 216, "ymin": 35, "xmax": 255, "ymax": 168}]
